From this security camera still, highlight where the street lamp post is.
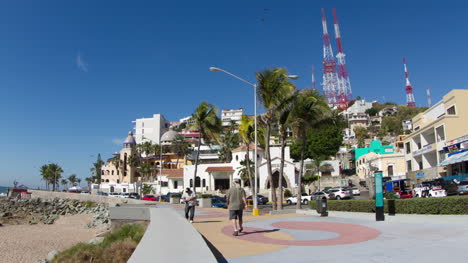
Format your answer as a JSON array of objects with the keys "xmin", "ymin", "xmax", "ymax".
[{"xmin": 209, "ymin": 67, "xmax": 298, "ymax": 215}]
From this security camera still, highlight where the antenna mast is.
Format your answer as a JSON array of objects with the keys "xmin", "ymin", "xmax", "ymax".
[
  {"xmin": 403, "ymin": 57, "xmax": 416, "ymax": 107},
  {"xmin": 426, "ymin": 86, "xmax": 431, "ymax": 107},
  {"xmin": 333, "ymin": 8, "xmax": 353, "ymax": 108},
  {"xmin": 311, "ymin": 66, "xmax": 317, "ymax": 90},
  {"xmin": 321, "ymin": 8, "xmax": 339, "ymax": 106}
]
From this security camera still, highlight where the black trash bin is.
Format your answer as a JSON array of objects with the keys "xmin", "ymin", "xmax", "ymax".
[{"xmin": 316, "ymin": 197, "xmax": 328, "ymax": 217}]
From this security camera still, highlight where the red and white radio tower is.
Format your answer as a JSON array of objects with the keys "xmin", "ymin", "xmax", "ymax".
[
  {"xmin": 333, "ymin": 8, "xmax": 353, "ymax": 108},
  {"xmin": 311, "ymin": 66, "xmax": 317, "ymax": 90},
  {"xmin": 321, "ymin": 8, "xmax": 338, "ymax": 105},
  {"xmin": 403, "ymin": 57, "xmax": 416, "ymax": 107}
]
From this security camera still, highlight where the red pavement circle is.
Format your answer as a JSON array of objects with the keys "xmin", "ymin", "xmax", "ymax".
[{"xmin": 222, "ymin": 221, "xmax": 381, "ymax": 246}]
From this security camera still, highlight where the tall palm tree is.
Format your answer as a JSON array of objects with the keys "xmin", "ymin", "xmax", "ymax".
[
  {"xmin": 171, "ymin": 134, "xmax": 189, "ymax": 169},
  {"xmin": 290, "ymin": 89, "xmax": 329, "ymax": 209},
  {"xmin": 112, "ymin": 155, "xmax": 122, "ymax": 181},
  {"xmin": 138, "ymin": 162, "xmax": 152, "ymax": 181},
  {"xmin": 190, "ymin": 101, "xmax": 222, "ymax": 194},
  {"xmin": 40, "ymin": 164, "xmax": 51, "ymax": 190},
  {"xmin": 256, "ymin": 68, "xmax": 295, "ymax": 210},
  {"xmin": 68, "ymin": 174, "xmax": 78, "ymax": 186},
  {"xmin": 61, "ymin": 179, "xmax": 68, "ymax": 191},
  {"xmin": 276, "ymin": 92, "xmax": 297, "ymax": 209},
  {"xmin": 91, "ymin": 154, "xmax": 104, "ymax": 190},
  {"xmin": 85, "ymin": 177, "xmax": 93, "ymax": 191},
  {"xmin": 238, "ymin": 114, "xmax": 255, "ymax": 194},
  {"xmin": 48, "ymin": 163, "xmax": 63, "ymax": 191},
  {"xmin": 140, "ymin": 141, "xmax": 154, "ymax": 156},
  {"xmin": 127, "ymin": 154, "xmax": 141, "ymax": 181}
]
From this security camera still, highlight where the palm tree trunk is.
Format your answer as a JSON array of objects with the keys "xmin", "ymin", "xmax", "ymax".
[
  {"xmin": 245, "ymin": 143, "xmax": 254, "ymax": 195},
  {"xmin": 266, "ymin": 122, "xmax": 277, "ymax": 210},
  {"xmin": 193, "ymin": 135, "xmax": 202, "ymax": 195},
  {"xmin": 296, "ymin": 136, "xmax": 306, "ymax": 210},
  {"xmin": 278, "ymin": 131, "xmax": 286, "ymax": 210}
]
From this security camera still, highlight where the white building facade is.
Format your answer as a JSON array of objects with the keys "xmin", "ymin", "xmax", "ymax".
[
  {"xmin": 221, "ymin": 108, "xmax": 243, "ymax": 127},
  {"xmin": 133, "ymin": 114, "xmax": 170, "ymax": 145}
]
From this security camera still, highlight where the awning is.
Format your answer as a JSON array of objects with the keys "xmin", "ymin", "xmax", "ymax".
[
  {"xmin": 205, "ymin": 166, "xmax": 234, "ymax": 172},
  {"xmin": 439, "ymin": 151, "xmax": 468, "ymax": 166}
]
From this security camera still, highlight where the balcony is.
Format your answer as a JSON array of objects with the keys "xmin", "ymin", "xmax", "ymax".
[{"xmin": 413, "ymin": 143, "xmax": 435, "ymax": 156}]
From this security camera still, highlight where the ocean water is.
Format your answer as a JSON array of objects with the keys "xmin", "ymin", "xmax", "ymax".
[{"xmin": 0, "ymin": 186, "xmax": 8, "ymax": 194}]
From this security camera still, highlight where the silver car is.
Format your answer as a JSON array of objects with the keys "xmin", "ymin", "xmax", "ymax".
[{"xmin": 458, "ymin": 180, "xmax": 468, "ymax": 195}]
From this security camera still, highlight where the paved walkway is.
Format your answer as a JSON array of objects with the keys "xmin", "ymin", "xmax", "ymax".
[{"xmin": 158, "ymin": 203, "xmax": 468, "ymax": 263}]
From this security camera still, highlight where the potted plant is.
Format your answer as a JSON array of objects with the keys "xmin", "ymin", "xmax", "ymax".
[
  {"xmin": 198, "ymin": 194, "xmax": 212, "ymax": 208},
  {"xmin": 170, "ymin": 193, "xmax": 182, "ymax": 204}
]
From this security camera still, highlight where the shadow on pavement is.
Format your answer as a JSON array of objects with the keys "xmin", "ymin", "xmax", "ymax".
[
  {"xmin": 240, "ymin": 228, "xmax": 280, "ymax": 236},
  {"xmin": 201, "ymin": 234, "xmax": 228, "ymax": 263}
]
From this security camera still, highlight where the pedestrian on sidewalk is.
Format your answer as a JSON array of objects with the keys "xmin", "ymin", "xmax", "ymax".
[
  {"xmin": 182, "ymin": 187, "xmax": 197, "ymax": 223},
  {"xmin": 226, "ymin": 178, "xmax": 247, "ymax": 236}
]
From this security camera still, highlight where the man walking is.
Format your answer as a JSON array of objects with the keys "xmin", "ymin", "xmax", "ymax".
[
  {"xmin": 226, "ymin": 178, "xmax": 247, "ymax": 236},
  {"xmin": 182, "ymin": 187, "xmax": 197, "ymax": 223}
]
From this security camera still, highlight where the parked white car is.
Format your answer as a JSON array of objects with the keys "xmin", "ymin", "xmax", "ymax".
[
  {"xmin": 458, "ymin": 180, "xmax": 468, "ymax": 195},
  {"xmin": 413, "ymin": 184, "xmax": 446, "ymax": 198},
  {"xmin": 328, "ymin": 188, "xmax": 351, "ymax": 200},
  {"xmin": 286, "ymin": 193, "xmax": 312, "ymax": 205},
  {"xmin": 351, "ymin": 187, "xmax": 360, "ymax": 195}
]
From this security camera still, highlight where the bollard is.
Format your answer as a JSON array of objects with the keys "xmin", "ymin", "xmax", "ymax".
[
  {"xmin": 374, "ymin": 171, "xmax": 385, "ymax": 221},
  {"xmin": 388, "ymin": 199, "xmax": 396, "ymax": 216}
]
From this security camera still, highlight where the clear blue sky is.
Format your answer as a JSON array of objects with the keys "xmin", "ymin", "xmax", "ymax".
[{"xmin": 2, "ymin": 0, "xmax": 468, "ymax": 187}]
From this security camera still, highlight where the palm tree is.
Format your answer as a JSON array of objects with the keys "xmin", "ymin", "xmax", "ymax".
[
  {"xmin": 68, "ymin": 174, "xmax": 78, "ymax": 187},
  {"xmin": 48, "ymin": 163, "xmax": 63, "ymax": 191},
  {"xmin": 112, "ymin": 155, "xmax": 122, "ymax": 181},
  {"xmin": 171, "ymin": 135, "xmax": 189, "ymax": 169},
  {"xmin": 190, "ymin": 101, "xmax": 222, "ymax": 194},
  {"xmin": 85, "ymin": 177, "xmax": 93, "ymax": 191},
  {"xmin": 140, "ymin": 141, "xmax": 154, "ymax": 156},
  {"xmin": 276, "ymin": 92, "xmax": 297, "ymax": 210},
  {"xmin": 237, "ymin": 159, "xmax": 254, "ymax": 191},
  {"xmin": 138, "ymin": 162, "xmax": 152, "ymax": 181},
  {"xmin": 290, "ymin": 89, "xmax": 329, "ymax": 209},
  {"xmin": 40, "ymin": 164, "xmax": 51, "ymax": 190},
  {"xmin": 76, "ymin": 178, "xmax": 81, "ymax": 186},
  {"xmin": 127, "ymin": 154, "xmax": 141, "ymax": 181},
  {"xmin": 238, "ymin": 114, "xmax": 255, "ymax": 194},
  {"xmin": 256, "ymin": 68, "xmax": 296, "ymax": 210},
  {"xmin": 61, "ymin": 179, "xmax": 68, "ymax": 191},
  {"xmin": 91, "ymin": 154, "xmax": 104, "ymax": 190}
]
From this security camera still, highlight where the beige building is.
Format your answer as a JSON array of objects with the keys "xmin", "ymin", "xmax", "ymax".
[
  {"xmin": 98, "ymin": 131, "xmax": 138, "ymax": 193},
  {"xmin": 356, "ymin": 152, "xmax": 406, "ymax": 180},
  {"xmin": 403, "ymin": 89, "xmax": 468, "ymax": 182}
]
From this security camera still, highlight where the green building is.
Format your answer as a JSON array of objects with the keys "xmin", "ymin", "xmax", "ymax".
[{"xmin": 354, "ymin": 140, "xmax": 394, "ymax": 161}]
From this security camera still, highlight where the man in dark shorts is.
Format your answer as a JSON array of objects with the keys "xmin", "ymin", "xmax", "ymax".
[{"xmin": 226, "ymin": 178, "xmax": 247, "ymax": 236}]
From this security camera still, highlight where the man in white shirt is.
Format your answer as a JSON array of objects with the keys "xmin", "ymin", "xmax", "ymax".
[{"xmin": 182, "ymin": 187, "xmax": 197, "ymax": 223}]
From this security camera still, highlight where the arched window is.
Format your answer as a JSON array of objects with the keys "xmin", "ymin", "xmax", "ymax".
[
  {"xmin": 195, "ymin": 176, "xmax": 201, "ymax": 187},
  {"xmin": 101, "ymin": 170, "xmax": 105, "ymax": 175},
  {"xmin": 236, "ymin": 155, "xmax": 239, "ymax": 161},
  {"xmin": 124, "ymin": 153, "xmax": 128, "ymax": 177},
  {"xmin": 111, "ymin": 170, "xmax": 114, "ymax": 175},
  {"xmin": 174, "ymin": 180, "xmax": 178, "ymax": 189},
  {"xmin": 190, "ymin": 179, "xmax": 193, "ymax": 187},
  {"xmin": 106, "ymin": 179, "xmax": 109, "ymax": 182},
  {"xmin": 117, "ymin": 170, "xmax": 119, "ymax": 175},
  {"xmin": 106, "ymin": 170, "xmax": 110, "ymax": 175},
  {"xmin": 117, "ymin": 179, "xmax": 120, "ymax": 184},
  {"xmin": 202, "ymin": 179, "xmax": 206, "ymax": 187}
]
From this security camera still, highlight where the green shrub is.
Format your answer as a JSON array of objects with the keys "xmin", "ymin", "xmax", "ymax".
[
  {"xmin": 284, "ymin": 189, "xmax": 292, "ymax": 198},
  {"xmin": 170, "ymin": 193, "xmax": 181, "ymax": 198},
  {"xmin": 384, "ymin": 192, "xmax": 398, "ymax": 200},
  {"xmin": 308, "ymin": 195, "xmax": 468, "ymax": 214},
  {"xmin": 82, "ymin": 200, "xmax": 97, "ymax": 208},
  {"xmin": 52, "ymin": 224, "xmax": 145, "ymax": 263},
  {"xmin": 198, "ymin": 194, "xmax": 212, "ymax": 199}
]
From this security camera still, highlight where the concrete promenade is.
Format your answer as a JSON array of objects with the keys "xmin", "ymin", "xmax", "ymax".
[{"xmin": 159, "ymin": 203, "xmax": 468, "ymax": 263}]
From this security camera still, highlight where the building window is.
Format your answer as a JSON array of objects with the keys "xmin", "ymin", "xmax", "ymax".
[
  {"xmin": 101, "ymin": 179, "xmax": 105, "ymax": 182},
  {"xmin": 117, "ymin": 170, "xmax": 119, "ymax": 175},
  {"xmin": 142, "ymin": 122, "xmax": 144, "ymax": 128},
  {"xmin": 117, "ymin": 179, "xmax": 120, "ymax": 183},
  {"xmin": 101, "ymin": 170, "xmax": 105, "ymax": 175},
  {"xmin": 447, "ymin": 105, "xmax": 456, "ymax": 115},
  {"xmin": 111, "ymin": 170, "xmax": 114, "ymax": 175},
  {"xmin": 142, "ymin": 129, "xmax": 144, "ymax": 134},
  {"xmin": 236, "ymin": 155, "xmax": 239, "ymax": 161},
  {"xmin": 161, "ymin": 181, "xmax": 168, "ymax": 187},
  {"xmin": 388, "ymin": 165, "xmax": 394, "ymax": 176},
  {"xmin": 174, "ymin": 180, "xmax": 178, "ymax": 189},
  {"xmin": 123, "ymin": 188, "xmax": 126, "ymax": 193},
  {"xmin": 190, "ymin": 179, "xmax": 193, "ymax": 187},
  {"xmin": 418, "ymin": 161, "xmax": 423, "ymax": 170},
  {"xmin": 405, "ymin": 142, "xmax": 411, "ymax": 154},
  {"xmin": 202, "ymin": 179, "xmax": 206, "ymax": 187},
  {"xmin": 195, "ymin": 177, "xmax": 201, "ymax": 187},
  {"xmin": 407, "ymin": 161, "xmax": 412, "ymax": 171}
]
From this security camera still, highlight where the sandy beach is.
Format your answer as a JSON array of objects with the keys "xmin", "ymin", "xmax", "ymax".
[{"xmin": 0, "ymin": 213, "xmax": 106, "ymax": 263}]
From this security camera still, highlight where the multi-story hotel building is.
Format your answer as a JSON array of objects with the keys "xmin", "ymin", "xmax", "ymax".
[
  {"xmin": 133, "ymin": 114, "xmax": 170, "ymax": 145},
  {"xmin": 403, "ymin": 89, "xmax": 468, "ymax": 182}
]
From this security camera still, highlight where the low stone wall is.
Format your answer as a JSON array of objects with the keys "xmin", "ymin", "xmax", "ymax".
[{"xmin": 29, "ymin": 190, "xmax": 148, "ymax": 205}]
